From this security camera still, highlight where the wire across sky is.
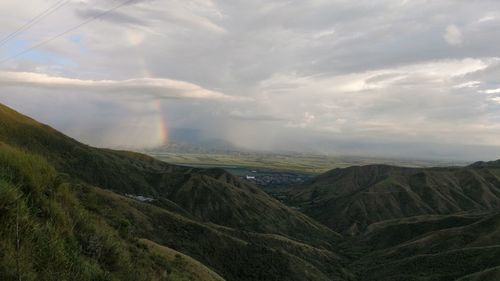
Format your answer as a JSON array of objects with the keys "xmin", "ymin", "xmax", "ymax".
[{"xmin": 0, "ymin": 0, "xmax": 135, "ymax": 65}]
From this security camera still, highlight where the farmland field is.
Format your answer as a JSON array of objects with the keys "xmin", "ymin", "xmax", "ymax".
[{"xmin": 146, "ymin": 151, "xmax": 466, "ymax": 174}]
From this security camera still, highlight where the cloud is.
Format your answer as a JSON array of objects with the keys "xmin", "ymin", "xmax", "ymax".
[
  {"xmin": 454, "ymin": 81, "xmax": 481, "ymax": 88},
  {"xmin": 482, "ymin": 88, "xmax": 500, "ymax": 94},
  {"xmin": 288, "ymin": 112, "xmax": 315, "ymax": 128},
  {"xmin": 0, "ymin": 71, "xmax": 241, "ymax": 101},
  {"xmin": 444, "ymin": 24, "xmax": 463, "ymax": 46},
  {"xmin": 261, "ymin": 58, "xmax": 493, "ymax": 95},
  {"xmin": 228, "ymin": 110, "xmax": 285, "ymax": 121},
  {"xmin": 75, "ymin": 8, "xmax": 149, "ymax": 26},
  {"xmin": 1, "ymin": 0, "xmax": 500, "ymax": 160},
  {"xmin": 478, "ymin": 16, "xmax": 496, "ymax": 23},
  {"xmin": 255, "ymin": 57, "xmax": 500, "ymax": 151}
]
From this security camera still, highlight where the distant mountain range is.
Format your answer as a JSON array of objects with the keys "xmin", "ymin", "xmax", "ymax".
[
  {"xmin": 1, "ymin": 102, "xmax": 500, "ymax": 280},
  {"xmin": 144, "ymin": 127, "xmax": 240, "ymax": 154},
  {"xmin": 146, "ymin": 139, "xmax": 240, "ymax": 154}
]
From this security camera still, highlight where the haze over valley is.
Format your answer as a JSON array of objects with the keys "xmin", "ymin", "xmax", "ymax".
[
  {"xmin": 2, "ymin": 0, "xmax": 500, "ymax": 161},
  {"xmin": 1, "ymin": 1, "xmax": 500, "ymax": 281}
]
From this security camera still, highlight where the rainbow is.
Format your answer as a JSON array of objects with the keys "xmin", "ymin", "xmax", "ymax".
[
  {"xmin": 155, "ymin": 99, "xmax": 169, "ymax": 145},
  {"xmin": 130, "ymin": 34, "xmax": 170, "ymax": 146}
]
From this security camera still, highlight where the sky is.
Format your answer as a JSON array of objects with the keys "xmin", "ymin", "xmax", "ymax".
[{"xmin": 1, "ymin": 0, "xmax": 500, "ymax": 161}]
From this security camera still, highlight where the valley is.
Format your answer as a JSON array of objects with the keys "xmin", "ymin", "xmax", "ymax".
[
  {"xmin": 2, "ymin": 1, "xmax": 499, "ymax": 280},
  {"xmin": 146, "ymin": 151, "xmax": 467, "ymax": 174},
  {"xmin": 1, "ymin": 102, "xmax": 500, "ymax": 281}
]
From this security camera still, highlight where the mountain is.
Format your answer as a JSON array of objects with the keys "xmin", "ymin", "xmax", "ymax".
[
  {"xmin": 287, "ymin": 162, "xmax": 500, "ymax": 280},
  {"xmin": 469, "ymin": 159, "xmax": 500, "ymax": 168},
  {"xmin": 0, "ymin": 103, "xmax": 348, "ymax": 281},
  {"xmin": 3, "ymin": 102, "xmax": 500, "ymax": 281},
  {"xmin": 348, "ymin": 212, "xmax": 500, "ymax": 280},
  {"xmin": 0, "ymin": 142, "xmax": 209, "ymax": 281},
  {"xmin": 0, "ymin": 103, "xmax": 337, "ymax": 242},
  {"xmin": 289, "ymin": 164, "xmax": 500, "ymax": 235}
]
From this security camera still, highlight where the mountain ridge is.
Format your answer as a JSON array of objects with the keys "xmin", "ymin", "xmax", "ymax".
[
  {"xmin": 2, "ymin": 102, "xmax": 500, "ymax": 281},
  {"xmin": 0, "ymin": 102, "xmax": 349, "ymax": 281},
  {"xmin": 289, "ymin": 163, "xmax": 500, "ymax": 235},
  {"xmin": 0, "ymin": 103, "xmax": 339, "ymax": 242}
]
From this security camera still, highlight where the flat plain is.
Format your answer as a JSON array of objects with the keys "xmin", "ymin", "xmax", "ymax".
[{"xmin": 146, "ymin": 151, "xmax": 468, "ymax": 174}]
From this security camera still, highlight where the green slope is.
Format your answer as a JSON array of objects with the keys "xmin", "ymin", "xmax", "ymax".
[
  {"xmin": 0, "ymin": 143, "xmax": 205, "ymax": 281},
  {"xmin": 289, "ymin": 162, "xmax": 500, "ymax": 280},
  {"xmin": 0, "ymin": 103, "xmax": 348, "ymax": 280},
  {"xmin": 289, "ymin": 164, "xmax": 500, "ymax": 234},
  {"xmin": 348, "ymin": 212, "xmax": 500, "ymax": 281},
  {"xmin": 4, "ymin": 101, "xmax": 500, "ymax": 281},
  {"xmin": 138, "ymin": 239, "xmax": 226, "ymax": 281},
  {"xmin": 0, "ymin": 103, "xmax": 338, "ymax": 243},
  {"xmin": 78, "ymin": 185, "xmax": 349, "ymax": 281}
]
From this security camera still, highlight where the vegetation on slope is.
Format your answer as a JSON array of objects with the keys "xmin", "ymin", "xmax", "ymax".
[
  {"xmin": 348, "ymin": 212, "xmax": 500, "ymax": 281},
  {"xmin": 138, "ymin": 239, "xmax": 226, "ymax": 281},
  {"xmin": 0, "ymin": 103, "xmax": 338, "ymax": 243},
  {"xmin": 3, "ymin": 101, "xmax": 500, "ymax": 281},
  {"xmin": 289, "ymin": 164, "xmax": 500, "ymax": 234},
  {"xmin": 0, "ymin": 143, "xmax": 205, "ymax": 281},
  {"xmin": 77, "ymin": 184, "xmax": 349, "ymax": 281},
  {"xmin": 0, "ymin": 103, "xmax": 349, "ymax": 280},
  {"xmin": 285, "ymin": 163, "xmax": 500, "ymax": 280},
  {"xmin": 0, "ymin": 142, "xmax": 347, "ymax": 280}
]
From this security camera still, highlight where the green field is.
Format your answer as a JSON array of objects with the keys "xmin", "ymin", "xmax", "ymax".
[{"xmin": 146, "ymin": 152, "xmax": 467, "ymax": 174}]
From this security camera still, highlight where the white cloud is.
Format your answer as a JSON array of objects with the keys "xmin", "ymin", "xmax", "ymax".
[
  {"xmin": 313, "ymin": 28, "xmax": 336, "ymax": 39},
  {"xmin": 478, "ymin": 16, "xmax": 496, "ymax": 23},
  {"xmin": 454, "ymin": 81, "xmax": 480, "ymax": 88},
  {"xmin": 255, "ymin": 57, "xmax": 500, "ymax": 151},
  {"xmin": 261, "ymin": 58, "xmax": 493, "ymax": 95},
  {"xmin": 0, "ymin": 71, "xmax": 241, "ymax": 101},
  {"xmin": 289, "ymin": 112, "xmax": 315, "ymax": 128},
  {"xmin": 444, "ymin": 24, "xmax": 463, "ymax": 46},
  {"xmin": 482, "ymin": 88, "xmax": 500, "ymax": 94},
  {"xmin": 1, "ymin": 0, "xmax": 500, "ymax": 159},
  {"xmin": 491, "ymin": 97, "xmax": 500, "ymax": 104}
]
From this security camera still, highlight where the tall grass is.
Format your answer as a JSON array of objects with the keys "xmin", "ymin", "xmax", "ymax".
[{"xmin": 0, "ymin": 144, "xmax": 190, "ymax": 281}]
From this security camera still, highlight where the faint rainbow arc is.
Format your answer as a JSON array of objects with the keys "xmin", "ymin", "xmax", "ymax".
[
  {"xmin": 132, "ymin": 36, "xmax": 169, "ymax": 146},
  {"xmin": 155, "ymin": 99, "xmax": 169, "ymax": 145}
]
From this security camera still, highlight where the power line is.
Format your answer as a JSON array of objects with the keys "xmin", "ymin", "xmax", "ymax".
[
  {"xmin": 0, "ymin": 0, "xmax": 135, "ymax": 65},
  {"xmin": 0, "ymin": 0, "xmax": 71, "ymax": 48}
]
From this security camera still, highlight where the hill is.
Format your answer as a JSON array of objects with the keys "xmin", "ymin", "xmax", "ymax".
[
  {"xmin": 3, "ymin": 102, "xmax": 500, "ymax": 281},
  {"xmin": 0, "ymin": 103, "xmax": 348, "ymax": 281},
  {"xmin": 0, "ymin": 143, "xmax": 210, "ymax": 281},
  {"xmin": 348, "ymin": 212, "xmax": 500, "ymax": 280},
  {"xmin": 289, "ymin": 164, "xmax": 500, "ymax": 235},
  {"xmin": 288, "ymin": 162, "xmax": 500, "ymax": 280},
  {"xmin": 0, "ymin": 103, "xmax": 337, "ymax": 242}
]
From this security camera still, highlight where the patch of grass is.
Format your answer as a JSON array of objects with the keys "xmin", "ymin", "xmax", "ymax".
[{"xmin": 0, "ymin": 144, "xmax": 199, "ymax": 281}]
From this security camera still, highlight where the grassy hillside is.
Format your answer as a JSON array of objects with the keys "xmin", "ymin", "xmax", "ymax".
[
  {"xmin": 289, "ymin": 164, "xmax": 500, "ymax": 234},
  {"xmin": 288, "ymin": 163, "xmax": 500, "ymax": 280},
  {"xmin": 139, "ymin": 239, "xmax": 226, "ymax": 281},
  {"xmin": 3, "ymin": 102, "xmax": 500, "ymax": 281},
  {"xmin": 0, "ymin": 103, "xmax": 348, "ymax": 281},
  {"xmin": 76, "ymin": 184, "xmax": 349, "ymax": 281},
  {"xmin": 0, "ymin": 103, "xmax": 338, "ymax": 243},
  {"xmin": 0, "ymin": 143, "xmax": 204, "ymax": 281},
  {"xmin": 348, "ymin": 212, "xmax": 500, "ymax": 280}
]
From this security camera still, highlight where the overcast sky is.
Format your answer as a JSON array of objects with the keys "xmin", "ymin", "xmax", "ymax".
[{"xmin": 1, "ymin": 0, "xmax": 500, "ymax": 161}]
